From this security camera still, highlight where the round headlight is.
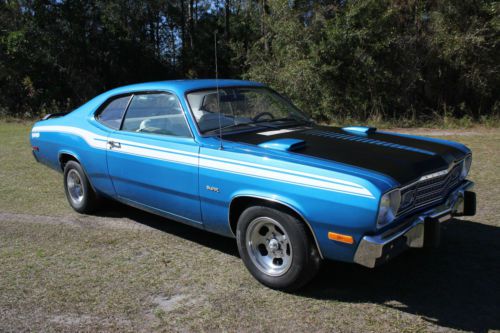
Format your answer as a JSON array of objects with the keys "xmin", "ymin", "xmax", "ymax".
[
  {"xmin": 377, "ymin": 189, "xmax": 401, "ymax": 228},
  {"xmin": 461, "ymin": 155, "xmax": 472, "ymax": 180}
]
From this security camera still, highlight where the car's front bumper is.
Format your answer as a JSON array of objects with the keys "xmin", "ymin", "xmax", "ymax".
[{"xmin": 353, "ymin": 180, "xmax": 476, "ymax": 268}]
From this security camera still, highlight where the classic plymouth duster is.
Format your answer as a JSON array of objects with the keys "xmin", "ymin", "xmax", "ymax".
[{"xmin": 30, "ymin": 79, "xmax": 476, "ymax": 290}]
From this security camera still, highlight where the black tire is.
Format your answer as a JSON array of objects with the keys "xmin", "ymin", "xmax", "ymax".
[
  {"xmin": 63, "ymin": 160, "xmax": 100, "ymax": 214},
  {"xmin": 236, "ymin": 206, "xmax": 321, "ymax": 291}
]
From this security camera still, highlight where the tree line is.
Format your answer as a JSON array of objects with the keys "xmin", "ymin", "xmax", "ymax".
[{"xmin": 0, "ymin": 0, "xmax": 498, "ymax": 123}]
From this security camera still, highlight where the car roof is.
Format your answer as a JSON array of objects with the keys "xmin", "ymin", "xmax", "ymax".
[{"xmin": 103, "ymin": 79, "xmax": 264, "ymax": 97}]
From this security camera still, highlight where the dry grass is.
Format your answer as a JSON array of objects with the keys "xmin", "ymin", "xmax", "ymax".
[{"xmin": 0, "ymin": 122, "xmax": 499, "ymax": 332}]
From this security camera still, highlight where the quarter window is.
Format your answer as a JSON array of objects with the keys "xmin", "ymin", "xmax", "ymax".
[
  {"xmin": 96, "ymin": 95, "xmax": 131, "ymax": 129},
  {"xmin": 121, "ymin": 93, "xmax": 191, "ymax": 137}
]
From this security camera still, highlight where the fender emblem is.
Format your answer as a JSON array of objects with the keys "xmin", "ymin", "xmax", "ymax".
[{"xmin": 206, "ymin": 185, "xmax": 220, "ymax": 193}]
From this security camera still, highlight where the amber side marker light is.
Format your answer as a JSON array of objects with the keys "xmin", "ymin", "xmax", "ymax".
[{"xmin": 328, "ymin": 232, "xmax": 354, "ymax": 244}]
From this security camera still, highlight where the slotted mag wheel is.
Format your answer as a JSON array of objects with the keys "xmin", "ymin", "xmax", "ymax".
[
  {"xmin": 66, "ymin": 169, "xmax": 84, "ymax": 205},
  {"xmin": 245, "ymin": 216, "xmax": 293, "ymax": 276}
]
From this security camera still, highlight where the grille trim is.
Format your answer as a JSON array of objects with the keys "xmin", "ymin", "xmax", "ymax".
[{"xmin": 397, "ymin": 158, "xmax": 466, "ymax": 216}]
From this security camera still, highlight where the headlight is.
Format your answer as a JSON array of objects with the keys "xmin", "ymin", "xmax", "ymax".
[
  {"xmin": 377, "ymin": 189, "xmax": 401, "ymax": 228},
  {"xmin": 461, "ymin": 155, "xmax": 472, "ymax": 180}
]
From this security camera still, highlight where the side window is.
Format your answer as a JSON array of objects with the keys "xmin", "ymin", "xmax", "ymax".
[
  {"xmin": 96, "ymin": 96, "xmax": 131, "ymax": 130},
  {"xmin": 121, "ymin": 93, "xmax": 191, "ymax": 137}
]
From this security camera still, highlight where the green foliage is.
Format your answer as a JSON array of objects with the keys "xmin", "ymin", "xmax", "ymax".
[
  {"xmin": 0, "ymin": 0, "xmax": 498, "ymax": 123},
  {"xmin": 244, "ymin": 0, "xmax": 499, "ymax": 123}
]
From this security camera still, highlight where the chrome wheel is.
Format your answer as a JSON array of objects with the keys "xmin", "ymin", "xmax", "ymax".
[
  {"xmin": 246, "ymin": 217, "xmax": 293, "ymax": 276},
  {"xmin": 66, "ymin": 169, "xmax": 84, "ymax": 204}
]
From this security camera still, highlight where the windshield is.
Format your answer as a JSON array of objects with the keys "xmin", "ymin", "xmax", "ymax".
[{"xmin": 186, "ymin": 87, "xmax": 310, "ymax": 134}]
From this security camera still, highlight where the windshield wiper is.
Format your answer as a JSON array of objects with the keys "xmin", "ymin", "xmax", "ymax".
[
  {"xmin": 203, "ymin": 118, "xmax": 312, "ymax": 135},
  {"xmin": 203, "ymin": 122, "xmax": 257, "ymax": 135}
]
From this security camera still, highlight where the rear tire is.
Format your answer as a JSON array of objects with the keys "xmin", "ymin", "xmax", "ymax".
[
  {"xmin": 63, "ymin": 160, "xmax": 100, "ymax": 214},
  {"xmin": 236, "ymin": 206, "xmax": 321, "ymax": 291}
]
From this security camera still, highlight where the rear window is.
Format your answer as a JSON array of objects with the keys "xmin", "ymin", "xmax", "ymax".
[{"xmin": 96, "ymin": 96, "xmax": 131, "ymax": 129}]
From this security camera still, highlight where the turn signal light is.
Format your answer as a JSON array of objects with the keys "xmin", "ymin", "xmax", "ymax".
[{"xmin": 328, "ymin": 232, "xmax": 354, "ymax": 244}]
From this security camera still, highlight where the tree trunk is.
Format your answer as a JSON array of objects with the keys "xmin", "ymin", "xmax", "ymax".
[
  {"xmin": 260, "ymin": 0, "xmax": 268, "ymax": 53},
  {"xmin": 225, "ymin": 0, "xmax": 230, "ymax": 41},
  {"xmin": 180, "ymin": 0, "xmax": 186, "ymax": 73},
  {"xmin": 188, "ymin": 0, "xmax": 194, "ymax": 49}
]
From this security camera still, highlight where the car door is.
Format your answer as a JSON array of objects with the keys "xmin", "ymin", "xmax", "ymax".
[{"xmin": 106, "ymin": 92, "xmax": 202, "ymax": 224}]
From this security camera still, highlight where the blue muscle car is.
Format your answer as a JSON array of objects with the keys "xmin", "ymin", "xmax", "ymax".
[{"xmin": 30, "ymin": 79, "xmax": 476, "ymax": 290}]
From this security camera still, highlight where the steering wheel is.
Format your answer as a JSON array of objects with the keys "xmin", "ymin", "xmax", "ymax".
[{"xmin": 253, "ymin": 112, "xmax": 275, "ymax": 122}]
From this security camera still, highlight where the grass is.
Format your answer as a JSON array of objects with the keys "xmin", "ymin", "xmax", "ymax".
[
  {"xmin": 0, "ymin": 121, "xmax": 499, "ymax": 332},
  {"xmin": 0, "ymin": 122, "xmax": 71, "ymax": 215}
]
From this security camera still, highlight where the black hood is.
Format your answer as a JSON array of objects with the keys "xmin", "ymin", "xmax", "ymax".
[{"xmin": 224, "ymin": 125, "xmax": 468, "ymax": 185}]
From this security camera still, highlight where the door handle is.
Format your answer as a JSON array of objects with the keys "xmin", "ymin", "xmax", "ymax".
[{"xmin": 108, "ymin": 141, "xmax": 121, "ymax": 149}]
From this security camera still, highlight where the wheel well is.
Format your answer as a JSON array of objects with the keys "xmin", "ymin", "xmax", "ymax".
[
  {"xmin": 59, "ymin": 153, "xmax": 78, "ymax": 171},
  {"xmin": 229, "ymin": 196, "xmax": 322, "ymax": 258},
  {"xmin": 58, "ymin": 153, "xmax": 101, "ymax": 196}
]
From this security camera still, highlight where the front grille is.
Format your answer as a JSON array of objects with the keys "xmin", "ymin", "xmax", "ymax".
[{"xmin": 398, "ymin": 163, "xmax": 462, "ymax": 216}]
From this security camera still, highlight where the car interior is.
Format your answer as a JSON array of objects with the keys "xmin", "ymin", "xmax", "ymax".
[{"xmin": 121, "ymin": 94, "xmax": 191, "ymax": 137}]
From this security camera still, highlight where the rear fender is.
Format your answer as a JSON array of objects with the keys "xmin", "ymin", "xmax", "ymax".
[{"xmin": 57, "ymin": 150, "xmax": 99, "ymax": 195}]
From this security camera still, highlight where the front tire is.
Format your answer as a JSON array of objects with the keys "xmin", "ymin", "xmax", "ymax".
[
  {"xmin": 63, "ymin": 160, "xmax": 99, "ymax": 214},
  {"xmin": 236, "ymin": 206, "xmax": 321, "ymax": 291}
]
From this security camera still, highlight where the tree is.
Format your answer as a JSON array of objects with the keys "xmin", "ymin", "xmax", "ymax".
[{"xmin": 0, "ymin": 0, "xmax": 498, "ymax": 122}]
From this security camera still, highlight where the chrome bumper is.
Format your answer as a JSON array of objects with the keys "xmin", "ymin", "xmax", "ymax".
[{"xmin": 353, "ymin": 180, "xmax": 475, "ymax": 268}]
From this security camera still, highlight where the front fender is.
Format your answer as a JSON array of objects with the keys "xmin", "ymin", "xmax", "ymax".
[
  {"xmin": 228, "ymin": 191, "xmax": 324, "ymax": 259},
  {"xmin": 200, "ymin": 177, "xmax": 381, "ymax": 263},
  {"xmin": 198, "ymin": 144, "xmax": 387, "ymax": 262}
]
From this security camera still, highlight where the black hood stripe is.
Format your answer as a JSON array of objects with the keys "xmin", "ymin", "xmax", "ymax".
[
  {"xmin": 304, "ymin": 129, "xmax": 436, "ymax": 156},
  {"xmin": 224, "ymin": 125, "xmax": 467, "ymax": 185}
]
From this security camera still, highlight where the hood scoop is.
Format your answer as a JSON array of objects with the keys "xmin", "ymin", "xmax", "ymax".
[
  {"xmin": 342, "ymin": 126, "xmax": 377, "ymax": 134},
  {"xmin": 258, "ymin": 138, "xmax": 306, "ymax": 152}
]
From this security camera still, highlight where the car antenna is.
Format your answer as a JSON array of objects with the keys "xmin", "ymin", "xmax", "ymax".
[{"xmin": 214, "ymin": 30, "xmax": 223, "ymax": 150}]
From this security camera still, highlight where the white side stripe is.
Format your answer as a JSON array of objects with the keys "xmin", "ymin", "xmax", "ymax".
[
  {"xmin": 199, "ymin": 153, "xmax": 366, "ymax": 189},
  {"xmin": 32, "ymin": 125, "xmax": 374, "ymax": 198},
  {"xmin": 32, "ymin": 126, "xmax": 108, "ymax": 149},
  {"xmin": 118, "ymin": 144, "xmax": 198, "ymax": 166},
  {"xmin": 199, "ymin": 159, "xmax": 373, "ymax": 197}
]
